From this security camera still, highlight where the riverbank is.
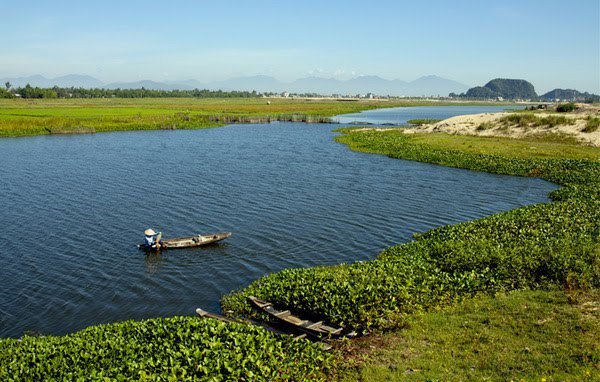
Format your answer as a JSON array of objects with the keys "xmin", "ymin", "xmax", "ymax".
[{"xmin": 0, "ymin": 98, "xmax": 517, "ymax": 138}]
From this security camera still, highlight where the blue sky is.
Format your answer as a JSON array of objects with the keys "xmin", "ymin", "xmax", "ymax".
[{"xmin": 1, "ymin": 0, "xmax": 598, "ymax": 93}]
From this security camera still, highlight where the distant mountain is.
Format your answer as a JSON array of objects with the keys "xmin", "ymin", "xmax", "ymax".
[
  {"xmin": 540, "ymin": 88, "xmax": 600, "ymax": 102},
  {"xmin": 409, "ymin": 75, "xmax": 469, "ymax": 97},
  {"xmin": 215, "ymin": 74, "xmax": 469, "ymax": 96},
  {"xmin": 289, "ymin": 76, "xmax": 343, "ymax": 94},
  {"xmin": 204, "ymin": 75, "xmax": 284, "ymax": 93},
  {"xmin": 0, "ymin": 73, "xmax": 470, "ymax": 96},
  {"xmin": 461, "ymin": 78, "xmax": 537, "ymax": 100}
]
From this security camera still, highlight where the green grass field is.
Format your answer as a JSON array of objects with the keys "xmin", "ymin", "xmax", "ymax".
[
  {"xmin": 338, "ymin": 289, "xmax": 599, "ymax": 381},
  {"xmin": 0, "ymin": 98, "xmax": 513, "ymax": 137},
  {"xmin": 0, "ymin": 97, "xmax": 395, "ymax": 137},
  {"xmin": 408, "ymin": 132, "xmax": 600, "ymax": 160}
]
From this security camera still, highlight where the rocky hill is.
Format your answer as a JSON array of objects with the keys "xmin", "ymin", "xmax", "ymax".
[
  {"xmin": 457, "ymin": 78, "xmax": 537, "ymax": 100},
  {"xmin": 540, "ymin": 89, "xmax": 600, "ymax": 102}
]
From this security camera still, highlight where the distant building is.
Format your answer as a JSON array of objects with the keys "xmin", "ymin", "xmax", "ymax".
[
  {"xmin": 282, "ymin": 91, "xmax": 290, "ymax": 98},
  {"xmin": 366, "ymin": 92, "xmax": 374, "ymax": 99}
]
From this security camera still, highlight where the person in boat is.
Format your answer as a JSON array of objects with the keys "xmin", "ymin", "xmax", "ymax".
[{"xmin": 144, "ymin": 228, "xmax": 162, "ymax": 250}]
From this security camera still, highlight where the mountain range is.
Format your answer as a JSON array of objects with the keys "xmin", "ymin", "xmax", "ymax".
[{"xmin": 0, "ymin": 74, "xmax": 471, "ymax": 97}]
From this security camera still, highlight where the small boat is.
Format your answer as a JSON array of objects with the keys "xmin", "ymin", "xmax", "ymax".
[
  {"xmin": 138, "ymin": 232, "xmax": 232, "ymax": 251},
  {"xmin": 195, "ymin": 308, "xmax": 239, "ymax": 324},
  {"xmin": 247, "ymin": 296, "xmax": 343, "ymax": 339},
  {"xmin": 197, "ymin": 306, "xmax": 333, "ymax": 350}
]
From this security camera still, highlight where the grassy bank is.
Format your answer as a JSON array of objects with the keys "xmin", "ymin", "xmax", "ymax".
[{"xmin": 338, "ymin": 289, "xmax": 599, "ymax": 381}]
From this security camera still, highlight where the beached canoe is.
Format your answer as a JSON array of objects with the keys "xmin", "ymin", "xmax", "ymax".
[
  {"xmin": 195, "ymin": 307, "xmax": 332, "ymax": 349},
  {"xmin": 138, "ymin": 232, "xmax": 232, "ymax": 251},
  {"xmin": 247, "ymin": 296, "xmax": 343, "ymax": 339}
]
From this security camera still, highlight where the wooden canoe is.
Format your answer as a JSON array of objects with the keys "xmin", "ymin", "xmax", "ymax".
[
  {"xmin": 195, "ymin": 307, "xmax": 332, "ymax": 350},
  {"xmin": 138, "ymin": 232, "xmax": 232, "ymax": 251},
  {"xmin": 247, "ymin": 296, "xmax": 343, "ymax": 339}
]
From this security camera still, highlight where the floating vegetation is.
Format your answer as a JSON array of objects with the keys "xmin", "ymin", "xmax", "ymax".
[{"xmin": 0, "ymin": 316, "xmax": 332, "ymax": 381}]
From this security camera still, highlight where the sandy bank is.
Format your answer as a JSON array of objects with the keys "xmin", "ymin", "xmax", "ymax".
[{"xmin": 404, "ymin": 104, "xmax": 600, "ymax": 147}]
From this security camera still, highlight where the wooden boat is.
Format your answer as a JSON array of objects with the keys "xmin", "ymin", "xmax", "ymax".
[
  {"xmin": 138, "ymin": 232, "xmax": 232, "ymax": 251},
  {"xmin": 247, "ymin": 296, "xmax": 343, "ymax": 339},
  {"xmin": 197, "ymin": 306, "xmax": 333, "ymax": 350}
]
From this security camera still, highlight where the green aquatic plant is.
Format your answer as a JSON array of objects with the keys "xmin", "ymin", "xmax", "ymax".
[{"xmin": 0, "ymin": 316, "xmax": 332, "ymax": 381}]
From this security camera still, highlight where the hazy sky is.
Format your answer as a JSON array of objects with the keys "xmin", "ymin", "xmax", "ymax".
[{"xmin": 1, "ymin": 0, "xmax": 599, "ymax": 93}]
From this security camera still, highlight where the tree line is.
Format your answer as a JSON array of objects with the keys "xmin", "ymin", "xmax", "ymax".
[{"xmin": 1, "ymin": 83, "xmax": 261, "ymax": 99}]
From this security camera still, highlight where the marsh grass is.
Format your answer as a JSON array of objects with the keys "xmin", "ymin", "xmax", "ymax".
[
  {"xmin": 0, "ymin": 98, "xmax": 454, "ymax": 138},
  {"xmin": 406, "ymin": 119, "xmax": 442, "ymax": 125},
  {"xmin": 0, "ymin": 98, "xmax": 519, "ymax": 138},
  {"xmin": 583, "ymin": 116, "xmax": 600, "ymax": 133},
  {"xmin": 499, "ymin": 113, "xmax": 575, "ymax": 129}
]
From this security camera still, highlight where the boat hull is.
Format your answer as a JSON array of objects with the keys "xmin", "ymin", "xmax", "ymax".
[
  {"xmin": 138, "ymin": 232, "xmax": 232, "ymax": 251},
  {"xmin": 248, "ymin": 296, "xmax": 343, "ymax": 339}
]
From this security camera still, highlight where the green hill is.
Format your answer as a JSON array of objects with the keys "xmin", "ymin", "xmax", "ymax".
[
  {"xmin": 541, "ymin": 88, "xmax": 600, "ymax": 102},
  {"xmin": 460, "ymin": 78, "xmax": 537, "ymax": 100}
]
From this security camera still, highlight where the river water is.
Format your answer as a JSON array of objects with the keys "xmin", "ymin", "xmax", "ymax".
[
  {"xmin": 0, "ymin": 106, "xmax": 555, "ymax": 338},
  {"xmin": 332, "ymin": 104, "xmax": 522, "ymax": 125}
]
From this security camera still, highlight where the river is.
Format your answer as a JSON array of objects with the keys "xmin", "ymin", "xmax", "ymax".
[{"xmin": 0, "ymin": 106, "xmax": 555, "ymax": 338}]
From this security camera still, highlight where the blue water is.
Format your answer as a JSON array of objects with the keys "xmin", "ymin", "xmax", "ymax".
[
  {"xmin": 333, "ymin": 105, "xmax": 522, "ymax": 125},
  {"xmin": 0, "ymin": 108, "xmax": 556, "ymax": 338}
]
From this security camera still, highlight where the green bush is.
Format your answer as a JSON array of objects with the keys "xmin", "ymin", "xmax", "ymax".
[
  {"xmin": 556, "ymin": 103, "xmax": 576, "ymax": 113},
  {"xmin": 0, "ymin": 316, "xmax": 332, "ymax": 381}
]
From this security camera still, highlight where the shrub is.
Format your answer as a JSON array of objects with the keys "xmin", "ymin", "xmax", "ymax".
[{"xmin": 556, "ymin": 103, "xmax": 576, "ymax": 112}]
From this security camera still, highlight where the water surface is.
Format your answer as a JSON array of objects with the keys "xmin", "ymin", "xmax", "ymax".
[
  {"xmin": 333, "ymin": 105, "xmax": 522, "ymax": 125},
  {"xmin": 0, "ymin": 114, "xmax": 555, "ymax": 338}
]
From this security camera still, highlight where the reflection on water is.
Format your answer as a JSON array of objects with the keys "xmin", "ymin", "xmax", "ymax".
[
  {"xmin": 0, "ymin": 113, "xmax": 556, "ymax": 338},
  {"xmin": 144, "ymin": 253, "xmax": 165, "ymax": 274}
]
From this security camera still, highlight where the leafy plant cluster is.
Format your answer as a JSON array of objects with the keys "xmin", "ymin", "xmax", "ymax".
[
  {"xmin": 0, "ymin": 316, "xmax": 332, "ymax": 381},
  {"xmin": 222, "ymin": 129, "xmax": 599, "ymax": 332}
]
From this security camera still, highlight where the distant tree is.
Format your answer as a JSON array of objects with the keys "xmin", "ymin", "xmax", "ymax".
[{"xmin": 5, "ymin": 81, "xmax": 10, "ymax": 90}]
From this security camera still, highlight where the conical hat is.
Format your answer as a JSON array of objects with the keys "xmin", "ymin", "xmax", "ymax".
[{"xmin": 144, "ymin": 228, "xmax": 156, "ymax": 236}]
